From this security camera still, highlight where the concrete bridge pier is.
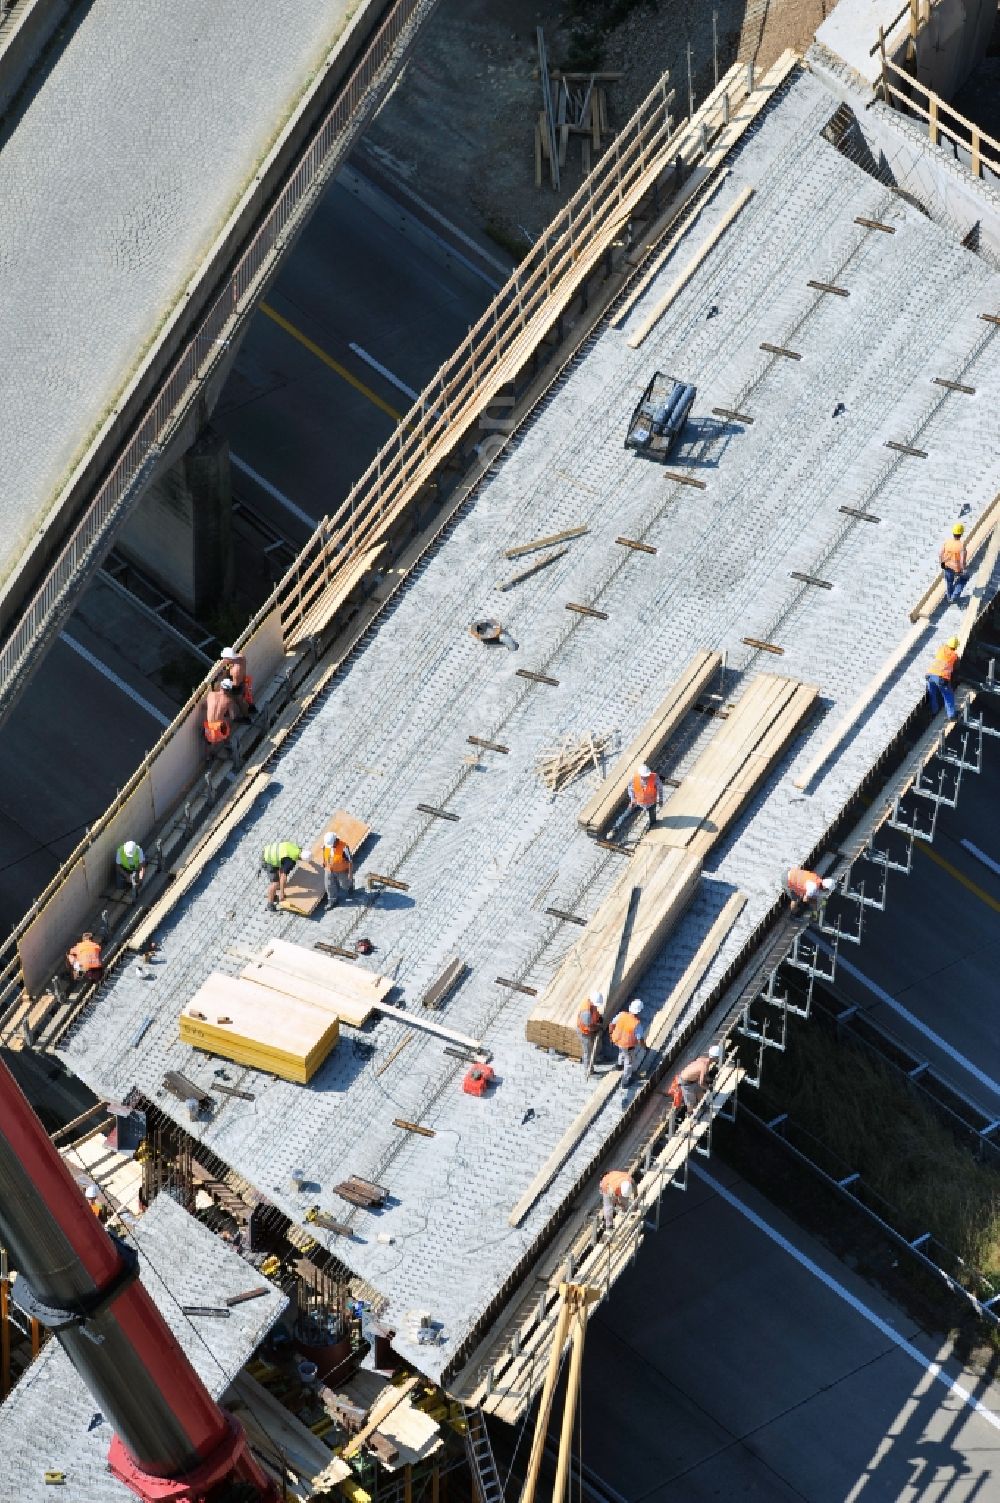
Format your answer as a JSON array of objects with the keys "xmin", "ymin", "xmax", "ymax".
[{"xmin": 119, "ymin": 426, "xmax": 234, "ymax": 619}]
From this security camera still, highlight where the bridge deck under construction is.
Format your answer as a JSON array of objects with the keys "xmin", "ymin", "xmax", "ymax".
[{"xmin": 59, "ymin": 67, "xmax": 1000, "ymax": 1388}]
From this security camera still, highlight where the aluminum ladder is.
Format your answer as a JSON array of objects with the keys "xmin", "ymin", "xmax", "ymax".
[{"xmin": 463, "ymin": 1404, "xmax": 505, "ymax": 1503}]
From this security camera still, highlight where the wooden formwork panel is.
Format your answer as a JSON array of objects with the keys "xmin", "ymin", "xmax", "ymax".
[
  {"xmin": 18, "ymin": 859, "xmax": 93, "ymax": 999},
  {"xmin": 179, "ymin": 972, "xmax": 339, "ymax": 1083}
]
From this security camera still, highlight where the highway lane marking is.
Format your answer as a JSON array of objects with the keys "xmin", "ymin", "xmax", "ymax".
[
  {"xmin": 230, "ymin": 454, "xmax": 315, "ymax": 531},
  {"xmin": 693, "ymin": 1164, "xmax": 1000, "ymax": 1434},
  {"xmin": 260, "ymin": 302, "xmax": 403, "ymax": 422},
  {"xmin": 961, "ymin": 838, "xmax": 1000, "ymax": 880},
  {"xmin": 814, "ymin": 938, "xmax": 1000, "ymax": 1101},
  {"xmin": 348, "ymin": 342, "xmax": 420, "ymax": 403},
  {"xmin": 913, "ymin": 839, "xmax": 1000, "ymax": 915},
  {"xmin": 60, "ymin": 634, "xmax": 171, "ymax": 727}
]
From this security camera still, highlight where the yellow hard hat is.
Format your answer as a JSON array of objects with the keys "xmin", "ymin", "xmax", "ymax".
[
  {"xmin": 946, "ymin": 636, "xmax": 959, "ymax": 650},
  {"xmin": 952, "ymin": 523, "xmax": 965, "ymax": 537}
]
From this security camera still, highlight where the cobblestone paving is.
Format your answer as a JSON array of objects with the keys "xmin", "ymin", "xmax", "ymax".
[{"xmin": 63, "ymin": 70, "xmax": 1000, "ymax": 1377}]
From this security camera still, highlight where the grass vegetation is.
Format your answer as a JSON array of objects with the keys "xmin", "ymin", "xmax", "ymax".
[{"xmin": 759, "ymin": 1022, "xmax": 1000, "ymax": 1286}]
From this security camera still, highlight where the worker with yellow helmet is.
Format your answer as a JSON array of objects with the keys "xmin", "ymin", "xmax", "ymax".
[
  {"xmin": 939, "ymin": 522, "xmax": 968, "ymax": 604},
  {"xmin": 926, "ymin": 635, "xmax": 961, "ymax": 722}
]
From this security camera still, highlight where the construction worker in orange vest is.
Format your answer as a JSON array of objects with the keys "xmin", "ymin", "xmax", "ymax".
[
  {"xmin": 926, "ymin": 635, "xmax": 960, "ymax": 722},
  {"xmin": 576, "ymin": 991, "xmax": 605, "ymax": 1077},
  {"xmin": 220, "ymin": 647, "xmax": 255, "ymax": 717},
  {"xmin": 627, "ymin": 763, "xmax": 663, "ymax": 831},
  {"xmin": 939, "ymin": 523, "xmax": 968, "ymax": 605},
  {"xmin": 677, "ymin": 1045, "xmax": 722, "ymax": 1113},
  {"xmin": 609, "ymin": 999, "xmax": 646, "ymax": 1088},
  {"xmin": 599, "ymin": 1170, "xmax": 634, "ymax": 1231},
  {"xmin": 784, "ymin": 866, "xmax": 835, "ymax": 915},
  {"xmin": 66, "ymin": 932, "xmax": 103, "ymax": 984},
  {"xmin": 84, "ymin": 1185, "xmax": 108, "ymax": 1223},
  {"xmin": 203, "ymin": 679, "xmax": 237, "ymax": 756},
  {"xmin": 321, "ymin": 831, "xmax": 355, "ymax": 909}
]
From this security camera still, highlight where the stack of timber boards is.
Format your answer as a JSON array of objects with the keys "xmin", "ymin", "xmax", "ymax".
[
  {"xmin": 279, "ymin": 810, "xmax": 371, "ymax": 916},
  {"xmin": 179, "ymin": 973, "xmax": 339, "ymax": 1084},
  {"xmin": 578, "ymin": 649, "xmax": 722, "ymax": 834},
  {"xmin": 240, "ymin": 938, "xmax": 391, "ymax": 1027},
  {"xmin": 526, "ymin": 846, "xmax": 701, "ymax": 1058},
  {"xmin": 651, "ymin": 673, "xmax": 818, "ymax": 861}
]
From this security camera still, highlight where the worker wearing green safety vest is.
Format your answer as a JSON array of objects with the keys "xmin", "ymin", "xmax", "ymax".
[
  {"xmin": 115, "ymin": 840, "xmax": 146, "ymax": 893},
  {"xmin": 262, "ymin": 840, "xmax": 304, "ymax": 909}
]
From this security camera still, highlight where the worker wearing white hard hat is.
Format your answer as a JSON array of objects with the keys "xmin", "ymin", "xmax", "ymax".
[
  {"xmin": 84, "ymin": 1184, "xmax": 107, "ymax": 1222},
  {"xmin": 626, "ymin": 761, "xmax": 664, "ymax": 831},
  {"xmin": 609, "ymin": 999, "xmax": 646, "ymax": 1089},
  {"xmin": 218, "ymin": 647, "xmax": 255, "ymax": 718},
  {"xmin": 784, "ymin": 866, "xmax": 835, "ymax": 915},
  {"xmin": 114, "ymin": 839, "xmax": 146, "ymax": 894},
  {"xmin": 599, "ymin": 1170, "xmax": 635, "ymax": 1230},
  {"xmin": 321, "ymin": 830, "xmax": 355, "ymax": 910},
  {"xmin": 677, "ymin": 1045, "xmax": 723, "ymax": 1112},
  {"xmin": 576, "ymin": 990, "xmax": 606, "ymax": 1077}
]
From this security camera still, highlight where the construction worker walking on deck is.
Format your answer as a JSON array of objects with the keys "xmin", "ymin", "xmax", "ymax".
[
  {"xmin": 599, "ymin": 1170, "xmax": 634, "ymax": 1231},
  {"xmin": 609, "ymin": 999, "xmax": 645, "ymax": 1088},
  {"xmin": 784, "ymin": 866, "xmax": 835, "ymax": 915},
  {"xmin": 220, "ymin": 647, "xmax": 255, "ymax": 718},
  {"xmin": 939, "ymin": 524, "xmax": 968, "ymax": 605},
  {"xmin": 66, "ymin": 932, "xmax": 103, "ymax": 984},
  {"xmin": 115, "ymin": 841, "xmax": 146, "ymax": 895},
  {"xmin": 926, "ymin": 635, "xmax": 960, "ymax": 722},
  {"xmin": 262, "ymin": 840, "xmax": 303, "ymax": 909},
  {"xmin": 203, "ymin": 679, "xmax": 237, "ymax": 756},
  {"xmin": 321, "ymin": 831, "xmax": 354, "ymax": 910},
  {"xmin": 576, "ymin": 991, "xmax": 605, "ymax": 1076},
  {"xmin": 627, "ymin": 762, "xmax": 663, "ymax": 830},
  {"xmin": 676, "ymin": 1045, "xmax": 721, "ymax": 1114}
]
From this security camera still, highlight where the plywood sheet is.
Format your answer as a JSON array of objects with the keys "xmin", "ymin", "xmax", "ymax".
[
  {"xmin": 253, "ymin": 938, "xmax": 389, "ymax": 1000},
  {"xmin": 180, "ymin": 972, "xmax": 338, "ymax": 1083},
  {"xmin": 526, "ymin": 846, "xmax": 701, "ymax": 1057},
  {"xmin": 579, "ymin": 649, "xmax": 722, "ymax": 833},
  {"xmin": 243, "ymin": 605, "xmax": 286, "ymax": 694},
  {"xmin": 279, "ymin": 811, "xmax": 371, "ymax": 916},
  {"xmin": 150, "ymin": 702, "xmax": 204, "ymax": 820},
  {"xmin": 83, "ymin": 775, "xmax": 155, "ymax": 900},
  {"xmin": 18, "ymin": 857, "xmax": 93, "ymax": 998},
  {"xmin": 240, "ymin": 963, "xmax": 376, "ymax": 1028}
]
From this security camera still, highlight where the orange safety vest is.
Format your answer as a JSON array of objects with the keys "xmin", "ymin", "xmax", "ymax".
[
  {"xmin": 203, "ymin": 718, "xmax": 231, "ymax": 744},
  {"xmin": 609, "ymin": 1012, "xmax": 640, "ymax": 1049},
  {"xmin": 940, "ymin": 539, "xmax": 967, "ymax": 572},
  {"xmin": 927, "ymin": 644, "xmax": 959, "ymax": 682},
  {"xmin": 600, "ymin": 1170, "xmax": 632, "ymax": 1199},
  {"xmin": 323, "ymin": 838, "xmax": 351, "ymax": 873},
  {"xmin": 69, "ymin": 939, "xmax": 102, "ymax": 973},
  {"xmin": 577, "ymin": 1002, "xmax": 602, "ymax": 1036},
  {"xmin": 786, "ymin": 867, "xmax": 821, "ymax": 901},
  {"xmin": 631, "ymin": 771, "xmax": 658, "ymax": 808}
]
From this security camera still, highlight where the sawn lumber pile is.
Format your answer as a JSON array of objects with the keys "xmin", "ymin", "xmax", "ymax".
[
  {"xmin": 650, "ymin": 672, "xmax": 818, "ymax": 860},
  {"xmin": 179, "ymin": 973, "xmax": 340, "ymax": 1084},
  {"xmin": 537, "ymin": 733, "xmax": 609, "ymax": 792},
  {"xmin": 525, "ymin": 846, "xmax": 701, "ymax": 1058},
  {"xmin": 578, "ymin": 649, "xmax": 722, "ymax": 833}
]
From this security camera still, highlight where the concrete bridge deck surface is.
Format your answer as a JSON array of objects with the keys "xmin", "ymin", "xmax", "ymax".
[
  {"xmin": 59, "ymin": 67, "xmax": 1000, "ymax": 1382},
  {"xmin": 0, "ymin": 0, "xmax": 375, "ymax": 627}
]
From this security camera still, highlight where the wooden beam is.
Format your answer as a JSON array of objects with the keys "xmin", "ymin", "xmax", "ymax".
[
  {"xmin": 628, "ymin": 186, "xmax": 755, "ymax": 348},
  {"xmin": 342, "ymin": 1376, "xmax": 421, "ymax": 1460},
  {"xmin": 612, "ymin": 170, "xmax": 730, "ymax": 327},
  {"xmin": 497, "ymin": 546, "xmax": 568, "ymax": 591},
  {"xmin": 509, "ymin": 891, "xmax": 746, "ymax": 1226},
  {"xmin": 504, "ymin": 527, "xmax": 588, "ymax": 559}
]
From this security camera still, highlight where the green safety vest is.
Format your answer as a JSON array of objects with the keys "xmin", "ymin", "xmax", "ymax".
[
  {"xmin": 262, "ymin": 841, "xmax": 301, "ymax": 868},
  {"xmin": 116, "ymin": 844, "xmax": 143, "ymax": 871}
]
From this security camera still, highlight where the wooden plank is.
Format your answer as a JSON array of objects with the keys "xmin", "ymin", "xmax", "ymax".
[
  {"xmin": 510, "ymin": 891, "xmax": 746, "ymax": 1225},
  {"xmin": 578, "ymin": 649, "xmax": 721, "ymax": 834},
  {"xmin": 377, "ymin": 998, "xmax": 486, "ymax": 1055},
  {"xmin": 525, "ymin": 847, "xmax": 701, "ymax": 1057},
  {"xmin": 240, "ymin": 963, "xmax": 377, "ymax": 1028},
  {"xmin": 627, "ymin": 186, "xmax": 755, "ymax": 348},
  {"xmin": 278, "ymin": 811, "xmax": 370, "ymax": 916},
  {"xmin": 497, "ymin": 546, "xmax": 568, "ymax": 591},
  {"xmin": 504, "ymin": 527, "xmax": 588, "ymax": 559},
  {"xmin": 284, "ymin": 545, "xmax": 386, "ymax": 648},
  {"xmin": 910, "ymin": 490, "xmax": 1000, "ymax": 621},
  {"xmin": 419, "ymin": 956, "xmax": 466, "ymax": 1010},
  {"xmin": 343, "ymin": 1376, "xmax": 421, "ymax": 1460},
  {"xmin": 127, "ymin": 773, "xmax": 272, "ymax": 952}
]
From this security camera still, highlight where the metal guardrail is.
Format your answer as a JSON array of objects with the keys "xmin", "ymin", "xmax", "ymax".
[{"xmin": 0, "ymin": 0, "xmax": 430, "ymax": 713}]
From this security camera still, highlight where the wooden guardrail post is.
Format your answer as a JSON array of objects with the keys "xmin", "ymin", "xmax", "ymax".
[{"xmin": 928, "ymin": 92, "xmax": 938, "ymax": 146}]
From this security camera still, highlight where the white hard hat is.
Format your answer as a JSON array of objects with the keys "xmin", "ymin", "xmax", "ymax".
[
  {"xmin": 804, "ymin": 881, "xmax": 819, "ymax": 898},
  {"xmin": 323, "ymin": 832, "xmax": 335, "ymax": 845},
  {"xmin": 221, "ymin": 646, "xmax": 237, "ymax": 660},
  {"xmin": 821, "ymin": 878, "xmax": 836, "ymax": 892},
  {"xmin": 84, "ymin": 1186, "xmax": 98, "ymax": 1201},
  {"xmin": 220, "ymin": 677, "xmax": 234, "ymax": 692},
  {"xmin": 708, "ymin": 1044, "xmax": 721, "ymax": 1060},
  {"xmin": 629, "ymin": 999, "xmax": 643, "ymax": 1015},
  {"xmin": 123, "ymin": 841, "xmax": 138, "ymax": 858},
  {"xmin": 591, "ymin": 990, "xmax": 605, "ymax": 1008},
  {"xmin": 619, "ymin": 1179, "xmax": 633, "ymax": 1198},
  {"xmin": 638, "ymin": 763, "xmax": 652, "ymax": 778}
]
